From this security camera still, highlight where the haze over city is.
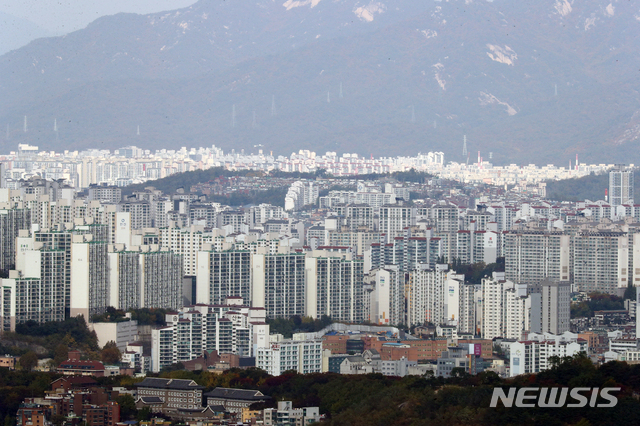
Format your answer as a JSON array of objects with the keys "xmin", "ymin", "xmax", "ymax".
[{"xmin": 0, "ymin": 1, "xmax": 639, "ymax": 425}]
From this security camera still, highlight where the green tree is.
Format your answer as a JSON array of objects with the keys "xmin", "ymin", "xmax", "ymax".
[
  {"xmin": 50, "ymin": 414, "xmax": 65, "ymax": 426},
  {"xmin": 136, "ymin": 407, "xmax": 151, "ymax": 422},
  {"xmin": 116, "ymin": 394, "xmax": 137, "ymax": 420},
  {"xmin": 19, "ymin": 351, "xmax": 38, "ymax": 371}
]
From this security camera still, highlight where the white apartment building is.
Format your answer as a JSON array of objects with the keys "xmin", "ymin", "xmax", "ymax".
[
  {"xmin": 90, "ymin": 319, "xmax": 139, "ymax": 351},
  {"xmin": 416, "ymin": 202, "xmax": 460, "ymax": 233},
  {"xmin": 319, "ymin": 191, "xmax": 396, "ymax": 210},
  {"xmin": 609, "ymin": 166, "xmax": 634, "ymax": 206},
  {"xmin": 364, "ymin": 267, "xmax": 403, "ymax": 326},
  {"xmin": 407, "ymin": 265, "xmax": 466, "ymax": 328},
  {"xmin": 248, "ymin": 204, "xmax": 287, "ymax": 228},
  {"xmin": 481, "ymin": 273, "xmax": 528, "ymax": 340},
  {"xmin": 256, "ymin": 338, "xmax": 323, "ymax": 376},
  {"xmin": 284, "ymin": 181, "xmax": 318, "ymax": 211},
  {"xmin": 196, "ymin": 250, "xmax": 253, "ymax": 305},
  {"xmin": 455, "ymin": 230, "xmax": 499, "ymax": 265},
  {"xmin": 573, "ymin": 230, "xmax": 629, "ymax": 294},
  {"xmin": 151, "ymin": 300, "xmax": 268, "ymax": 372},
  {"xmin": 119, "ymin": 200, "xmax": 152, "ymax": 230},
  {"xmin": 251, "ymin": 253, "xmax": 306, "ymax": 318},
  {"xmin": 510, "ymin": 337, "xmax": 587, "ymax": 377},
  {"xmin": 504, "ymin": 230, "xmax": 571, "ymax": 285},
  {"xmin": 304, "ymin": 255, "xmax": 364, "ymax": 322},
  {"xmin": 70, "ymin": 235, "xmax": 110, "ymax": 320},
  {"xmin": 379, "ymin": 205, "xmax": 415, "ymax": 239},
  {"xmin": 157, "ymin": 226, "xmax": 213, "ymax": 276}
]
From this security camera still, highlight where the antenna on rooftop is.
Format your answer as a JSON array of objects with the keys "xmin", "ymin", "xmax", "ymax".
[{"xmin": 54, "ymin": 119, "xmax": 58, "ymax": 141}]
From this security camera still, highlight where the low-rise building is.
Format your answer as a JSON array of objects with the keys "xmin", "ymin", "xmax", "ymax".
[
  {"xmin": 263, "ymin": 401, "xmax": 321, "ymax": 426},
  {"xmin": 256, "ymin": 338, "xmax": 323, "ymax": 376},
  {"xmin": 136, "ymin": 378, "xmax": 205, "ymax": 413},
  {"xmin": 509, "ymin": 336, "xmax": 587, "ymax": 377},
  {"xmin": 58, "ymin": 351, "xmax": 105, "ymax": 377},
  {"xmin": 204, "ymin": 388, "xmax": 270, "ymax": 414},
  {"xmin": 0, "ymin": 354, "xmax": 16, "ymax": 369}
]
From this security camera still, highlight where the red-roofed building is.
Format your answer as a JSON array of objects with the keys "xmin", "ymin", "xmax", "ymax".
[{"xmin": 58, "ymin": 351, "xmax": 105, "ymax": 377}]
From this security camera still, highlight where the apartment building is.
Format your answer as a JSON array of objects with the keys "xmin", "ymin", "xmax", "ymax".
[
  {"xmin": 150, "ymin": 300, "xmax": 268, "ymax": 372},
  {"xmin": 364, "ymin": 267, "xmax": 404, "ymax": 325},
  {"xmin": 251, "ymin": 253, "xmax": 306, "ymax": 318},
  {"xmin": 304, "ymin": 255, "xmax": 364, "ymax": 322},
  {"xmin": 379, "ymin": 205, "xmax": 415, "ymax": 239},
  {"xmin": 108, "ymin": 250, "xmax": 184, "ymax": 311},
  {"xmin": 481, "ymin": 273, "xmax": 529, "ymax": 340},
  {"xmin": 504, "ymin": 230, "xmax": 571, "ymax": 285},
  {"xmin": 196, "ymin": 250, "xmax": 252, "ymax": 305},
  {"xmin": 256, "ymin": 338, "xmax": 323, "ymax": 376},
  {"xmin": 609, "ymin": 166, "xmax": 634, "ymax": 206},
  {"xmin": 510, "ymin": 335, "xmax": 588, "ymax": 377},
  {"xmin": 407, "ymin": 265, "xmax": 465, "ymax": 327},
  {"xmin": 0, "ymin": 207, "xmax": 31, "ymax": 272},
  {"xmin": 70, "ymin": 236, "xmax": 110, "ymax": 320},
  {"xmin": 573, "ymin": 230, "xmax": 629, "ymax": 294},
  {"xmin": 158, "ymin": 226, "xmax": 213, "ymax": 276},
  {"xmin": 529, "ymin": 279, "xmax": 571, "ymax": 335}
]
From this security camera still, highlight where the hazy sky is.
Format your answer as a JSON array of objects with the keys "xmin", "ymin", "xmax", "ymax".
[{"xmin": 0, "ymin": 0, "xmax": 197, "ymax": 34}]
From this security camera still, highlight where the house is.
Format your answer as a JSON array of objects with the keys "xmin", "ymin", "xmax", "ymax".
[{"xmin": 0, "ymin": 354, "xmax": 16, "ymax": 370}]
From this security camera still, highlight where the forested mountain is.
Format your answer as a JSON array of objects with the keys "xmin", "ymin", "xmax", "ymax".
[{"xmin": 2, "ymin": 0, "xmax": 639, "ymax": 164}]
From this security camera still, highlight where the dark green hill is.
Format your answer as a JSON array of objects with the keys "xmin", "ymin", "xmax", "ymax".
[{"xmin": 546, "ymin": 170, "xmax": 640, "ymax": 202}]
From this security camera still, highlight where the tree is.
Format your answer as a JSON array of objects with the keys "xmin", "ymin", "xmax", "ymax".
[
  {"xmin": 50, "ymin": 415, "xmax": 66, "ymax": 426},
  {"xmin": 116, "ymin": 395, "xmax": 137, "ymax": 420},
  {"xmin": 101, "ymin": 341, "xmax": 121, "ymax": 365},
  {"xmin": 624, "ymin": 283, "xmax": 636, "ymax": 301},
  {"xmin": 53, "ymin": 344, "xmax": 68, "ymax": 365},
  {"xmin": 136, "ymin": 407, "xmax": 151, "ymax": 422},
  {"xmin": 19, "ymin": 351, "xmax": 38, "ymax": 371},
  {"xmin": 450, "ymin": 367, "xmax": 468, "ymax": 379}
]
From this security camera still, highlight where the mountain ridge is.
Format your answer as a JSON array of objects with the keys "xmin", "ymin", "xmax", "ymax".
[{"xmin": 1, "ymin": 0, "xmax": 639, "ymax": 165}]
